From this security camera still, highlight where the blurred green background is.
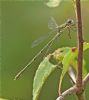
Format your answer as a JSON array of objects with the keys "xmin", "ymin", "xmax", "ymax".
[{"xmin": 1, "ymin": 0, "xmax": 89, "ymax": 100}]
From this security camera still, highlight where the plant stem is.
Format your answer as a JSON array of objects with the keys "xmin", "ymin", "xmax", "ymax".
[
  {"xmin": 76, "ymin": 92, "xmax": 86, "ymax": 100},
  {"xmin": 75, "ymin": 0, "xmax": 83, "ymax": 90},
  {"xmin": 75, "ymin": 0, "xmax": 85, "ymax": 100}
]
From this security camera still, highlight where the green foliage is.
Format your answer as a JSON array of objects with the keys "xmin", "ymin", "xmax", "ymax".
[
  {"xmin": 33, "ymin": 57, "xmax": 57, "ymax": 100},
  {"xmin": 59, "ymin": 48, "xmax": 77, "ymax": 93},
  {"xmin": 33, "ymin": 42, "xmax": 89, "ymax": 100},
  {"xmin": 83, "ymin": 42, "xmax": 89, "ymax": 51}
]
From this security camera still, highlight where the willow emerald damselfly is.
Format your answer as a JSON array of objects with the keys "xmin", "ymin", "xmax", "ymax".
[{"xmin": 14, "ymin": 17, "xmax": 75, "ymax": 80}]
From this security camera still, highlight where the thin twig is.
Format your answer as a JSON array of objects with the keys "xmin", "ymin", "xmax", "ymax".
[
  {"xmin": 83, "ymin": 73, "xmax": 89, "ymax": 87},
  {"xmin": 56, "ymin": 86, "xmax": 77, "ymax": 100},
  {"xmin": 56, "ymin": 73, "xmax": 89, "ymax": 100}
]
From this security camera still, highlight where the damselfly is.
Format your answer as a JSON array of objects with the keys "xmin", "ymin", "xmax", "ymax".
[{"xmin": 14, "ymin": 17, "xmax": 75, "ymax": 80}]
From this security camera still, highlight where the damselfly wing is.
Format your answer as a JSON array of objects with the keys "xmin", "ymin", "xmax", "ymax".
[{"xmin": 31, "ymin": 17, "xmax": 59, "ymax": 48}]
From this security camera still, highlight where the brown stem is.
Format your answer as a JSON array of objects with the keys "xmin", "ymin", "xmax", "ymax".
[
  {"xmin": 75, "ymin": 0, "xmax": 83, "ymax": 90},
  {"xmin": 75, "ymin": 0, "xmax": 86, "ymax": 100},
  {"xmin": 76, "ymin": 92, "xmax": 86, "ymax": 100}
]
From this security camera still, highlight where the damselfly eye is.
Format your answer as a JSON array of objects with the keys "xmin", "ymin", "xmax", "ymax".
[{"xmin": 67, "ymin": 19, "xmax": 74, "ymax": 25}]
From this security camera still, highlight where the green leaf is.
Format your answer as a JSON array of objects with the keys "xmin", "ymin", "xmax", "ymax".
[
  {"xmin": 46, "ymin": 0, "xmax": 63, "ymax": 8},
  {"xmin": 59, "ymin": 49, "xmax": 77, "ymax": 93},
  {"xmin": 72, "ymin": 58, "xmax": 87, "ymax": 78},
  {"xmin": 82, "ymin": 42, "xmax": 89, "ymax": 77},
  {"xmin": 83, "ymin": 42, "xmax": 89, "ymax": 51},
  {"xmin": 62, "ymin": 50, "xmax": 76, "ymax": 75},
  {"xmin": 58, "ymin": 42, "xmax": 89, "ymax": 84},
  {"xmin": 33, "ymin": 57, "xmax": 56, "ymax": 100},
  {"xmin": 53, "ymin": 47, "xmax": 70, "ymax": 62},
  {"xmin": 82, "ymin": 59, "xmax": 88, "ymax": 77}
]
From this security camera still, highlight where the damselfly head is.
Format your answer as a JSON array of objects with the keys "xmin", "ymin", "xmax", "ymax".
[{"xmin": 66, "ymin": 19, "xmax": 75, "ymax": 26}]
